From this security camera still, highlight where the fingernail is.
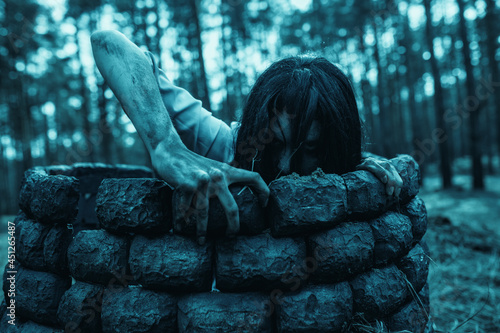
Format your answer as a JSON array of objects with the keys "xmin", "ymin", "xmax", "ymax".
[
  {"xmin": 383, "ymin": 175, "xmax": 388, "ymax": 183},
  {"xmin": 388, "ymin": 186, "xmax": 394, "ymax": 196},
  {"xmin": 198, "ymin": 237, "xmax": 206, "ymax": 245},
  {"xmin": 395, "ymin": 188, "xmax": 401, "ymax": 197}
]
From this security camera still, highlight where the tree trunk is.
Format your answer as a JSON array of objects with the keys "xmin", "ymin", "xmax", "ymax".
[
  {"xmin": 75, "ymin": 23, "xmax": 94, "ymax": 163},
  {"xmin": 371, "ymin": 21, "xmax": 391, "ymax": 157},
  {"xmin": 402, "ymin": 15, "xmax": 422, "ymax": 167},
  {"xmin": 93, "ymin": 12, "xmax": 112, "ymax": 164},
  {"xmin": 98, "ymin": 80, "xmax": 112, "ymax": 163},
  {"xmin": 358, "ymin": 35, "xmax": 376, "ymax": 153},
  {"xmin": 153, "ymin": 0, "xmax": 163, "ymax": 68},
  {"xmin": 189, "ymin": 0, "xmax": 212, "ymax": 111},
  {"xmin": 484, "ymin": 0, "xmax": 500, "ymax": 165},
  {"xmin": 220, "ymin": 1, "xmax": 232, "ymax": 123},
  {"xmin": 423, "ymin": 0, "xmax": 452, "ymax": 188},
  {"xmin": 450, "ymin": 35, "xmax": 468, "ymax": 159},
  {"xmin": 457, "ymin": 0, "xmax": 484, "ymax": 189},
  {"xmin": 19, "ymin": 59, "xmax": 33, "ymax": 173},
  {"xmin": 113, "ymin": 103, "xmax": 125, "ymax": 164}
]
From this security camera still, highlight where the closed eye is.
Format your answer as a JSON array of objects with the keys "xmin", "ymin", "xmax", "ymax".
[{"xmin": 303, "ymin": 141, "xmax": 318, "ymax": 151}]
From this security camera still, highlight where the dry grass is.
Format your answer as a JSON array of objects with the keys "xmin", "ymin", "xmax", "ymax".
[
  {"xmin": 419, "ymin": 172, "xmax": 500, "ymax": 333},
  {"xmin": 425, "ymin": 218, "xmax": 500, "ymax": 333}
]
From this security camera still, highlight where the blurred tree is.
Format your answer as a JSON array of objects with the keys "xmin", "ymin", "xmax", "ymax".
[
  {"xmin": 400, "ymin": 8, "xmax": 425, "ymax": 173},
  {"xmin": 423, "ymin": 0, "xmax": 452, "ymax": 188},
  {"xmin": 220, "ymin": 0, "xmax": 247, "ymax": 122},
  {"xmin": 369, "ymin": 1, "xmax": 394, "ymax": 158},
  {"xmin": 457, "ymin": 0, "xmax": 484, "ymax": 189},
  {"xmin": 1, "ymin": 0, "xmax": 43, "ymax": 212},
  {"xmin": 476, "ymin": 12, "xmax": 495, "ymax": 174},
  {"xmin": 483, "ymin": 0, "xmax": 500, "ymax": 164},
  {"xmin": 189, "ymin": 0, "xmax": 211, "ymax": 111},
  {"xmin": 67, "ymin": 0, "xmax": 103, "ymax": 163},
  {"xmin": 1, "ymin": 0, "xmax": 499, "ymax": 215},
  {"xmin": 169, "ymin": 0, "xmax": 212, "ymax": 112}
]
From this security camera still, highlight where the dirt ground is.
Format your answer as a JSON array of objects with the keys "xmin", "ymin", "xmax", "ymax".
[
  {"xmin": 420, "ymin": 174, "xmax": 500, "ymax": 333},
  {"xmin": 0, "ymin": 173, "xmax": 499, "ymax": 332}
]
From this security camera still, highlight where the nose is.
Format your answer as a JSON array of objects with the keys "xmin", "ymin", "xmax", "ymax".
[{"xmin": 278, "ymin": 150, "xmax": 292, "ymax": 175}]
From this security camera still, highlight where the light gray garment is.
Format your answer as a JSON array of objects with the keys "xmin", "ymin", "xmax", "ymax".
[{"xmin": 145, "ymin": 51, "xmax": 238, "ymax": 163}]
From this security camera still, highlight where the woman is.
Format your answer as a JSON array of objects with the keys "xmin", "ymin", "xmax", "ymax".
[
  {"xmin": 91, "ymin": 30, "xmax": 402, "ymax": 245},
  {"xmin": 233, "ymin": 56, "xmax": 362, "ymax": 184}
]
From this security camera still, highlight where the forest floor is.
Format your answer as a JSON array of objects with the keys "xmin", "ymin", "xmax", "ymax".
[
  {"xmin": 0, "ymin": 172, "xmax": 499, "ymax": 332},
  {"xmin": 420, "ymin": 173, "xmax": 500, "ymax": 333}
]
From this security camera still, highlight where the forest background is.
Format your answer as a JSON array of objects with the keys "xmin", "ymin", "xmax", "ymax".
[{"xmin": 1, "ymin": 0, "xmax": 499, "ymax": 331}]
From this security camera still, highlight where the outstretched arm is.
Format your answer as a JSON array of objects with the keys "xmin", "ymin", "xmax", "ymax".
[{"xmin": 91, "ymin": 30, "xmax": 269, "ymax": 243}]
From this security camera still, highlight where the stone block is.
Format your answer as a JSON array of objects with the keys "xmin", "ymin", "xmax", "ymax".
[
  {"xmin": 19, "ymin": 167, "xmax": 79, "ymax": 224},
  {"xmin": 369, "ymin": 212, "xmax": 413, "ymax": 266},
  {"xmin": 349, "ymin": 265, "xmax": 408, "ymax": 320},
  {"xmin": 277, "ymin": 283, "xmax": 353, "ymax": 332},
  {"xmin": 342, "ymin": 170, "xmax": 387, "ymax": 219},
  {"xmin": 384, "ymin": 282, "xmax": 431, "ymax": 333},
  {"xmin": 16, "ymin": 212, "xmax": 50, "ymax": 271},
  {"xmin": 129, "ymin": 234, "xmax": 212, "ymax": 293},
  {"xmin": 44, "ymin": 223, "xmax": 73, "ymax": 275},
  {"xmin": 308, "ymin": 222, "xmax": 374, "ymax": 283},
  {"xmin": 67, "ymin": 230, "xmax": 129, "ymax": 285},
  {"xmin": 391, "ymin": 154, "xmax": 420, "ymax": 202},
  {"xmin": 268, "ymin": 171, "xmax": 347, "ymax": 237},
  {"xmin": 101, "ymin": 287, "xmax": 177, "ymax": 333},
  {"xmin": 397, "ymin": 242, "xmax": 430, "ymax": 295},
  {"xmin": 400, "ymin": 196, "xmax": 428, "ymax": 243},
  {"xmin": 177, "ymin": 292, "xmax": 271, "ymax": 332},
  {"xmin": 49, "ymin": 163, "xmax": 154, "ymax": 232},
  {"xmin": 15, "ymin": 265, "xmax": 71, "ymax": 326},
  {"xmin": 216, "ymin": 233, "xmax": 306, "ymax": 292},
  {"xmin": 57, "ymin": 281, "xmax": 104, "ymax": 333},
  {"xmin": 96, "ymin": 178, "xmax": 172, "ymax": 234}
]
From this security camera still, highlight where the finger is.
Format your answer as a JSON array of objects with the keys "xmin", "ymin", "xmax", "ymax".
[
  {"xmin": 226, "ymin": 168, "xmax": 270, "ymax": 207},
  {"xmin": 395, "ymin": 186, "xmax": 402, "ymax": 198},
  {"xmin": 195, "ymin": 173, "xmax": 210, "ymax": 245},
  {"xmin": 173, "ymin": 187, "xmax": 195, "ymax": 232},
  {"xmin": 357, "ymin": 163, "xmax": 389, "ymax": 184},
  {"xmin": 392, "ymin": 170, "xmax": 403, "ymax": 197},
  {"xmin": 355, "ymin": 157, "xmax": 375, "ymax": 169},
  {"xmin": 387, "ymin": 185, "xmax": 395, "ymax": 196},
  {"xmin": 382, "ymin": 163, "xmax": 403, "ymax": 197},
  {"xmin": 216, "ymin": 185, "xmax": 240, "ymax": 237}
]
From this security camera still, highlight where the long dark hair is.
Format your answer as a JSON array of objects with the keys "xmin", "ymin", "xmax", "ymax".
[{"xmin": 232, "ymin": 56, "xmax": 361, "ymax": 183}]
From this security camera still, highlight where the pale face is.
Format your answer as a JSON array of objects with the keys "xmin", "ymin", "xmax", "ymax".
[{"xmin": 269, "ymin": 111, "xmax": 321, "ymax": 177}]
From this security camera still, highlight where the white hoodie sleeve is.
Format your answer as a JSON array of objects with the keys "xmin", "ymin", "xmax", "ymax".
[{"xmin": 144, "ymin": 51, "xmax": 235, "ymax": 163}]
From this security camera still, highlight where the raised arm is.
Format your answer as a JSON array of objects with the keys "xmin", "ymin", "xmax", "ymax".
[
  {"xmin": 143, "ymin": 50, "xmax": 234, "ymax": 162},
  {"xmin": 90, "ymin": 30, "xmax": 269, "ymax": 243}
]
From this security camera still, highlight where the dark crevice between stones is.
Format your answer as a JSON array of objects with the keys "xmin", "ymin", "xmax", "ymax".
[
  {"xmin": 211, "ymin": 239, "xmax": 218, "ymax": 292},
  {"xmin": 341, "ymin": 174, "xmax": 350, "ymax": 216}
]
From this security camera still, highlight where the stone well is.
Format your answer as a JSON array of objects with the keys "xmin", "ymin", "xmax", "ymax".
[{"xmin": 1, "ymin": 156, "xmax": 433, "ymax": 332}]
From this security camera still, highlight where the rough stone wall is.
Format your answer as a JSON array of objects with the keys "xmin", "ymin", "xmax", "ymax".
[{"xmin": 0, "ymin": 156, "xmax": 433, "ymax": 332}]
